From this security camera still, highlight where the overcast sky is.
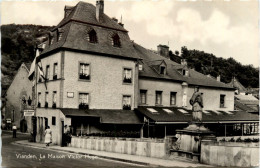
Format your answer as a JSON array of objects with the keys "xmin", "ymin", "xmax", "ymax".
[{"xmin": 1, "ymin": 0, "xmax": 259, "ymax": 67}]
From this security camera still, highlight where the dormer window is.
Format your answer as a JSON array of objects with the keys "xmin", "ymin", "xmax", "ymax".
[
  {"xmin": 182, "ymin": 69, "xmax": 189, "ymax": 76},
  {"xmin": 160, "ymin": 66, "xmax": 166, "ymax": 75},
  {"xmin": 112, "ymin": 34, "xmax": 121, "ymax": 47},
  {"xmin": 138, "ymin": 64, "xmax": 143, "ymax": 71},
  {"xmin": 88, "ymin": 29, "xmax": 98, "ymax": 43}
]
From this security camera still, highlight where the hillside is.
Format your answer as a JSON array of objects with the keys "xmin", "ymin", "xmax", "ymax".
[
  {"xmin": 170, "ymin": 46, "xmax": 259, "ymax": 88},
  {"xmin": 1, "ymin": 24, "xmax": 54, "ymax": 93},
  {"xmin": 1, "ymin": 24, "xmax": 258, "ymax": 94}
]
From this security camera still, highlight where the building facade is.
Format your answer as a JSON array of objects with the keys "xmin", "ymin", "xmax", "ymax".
[
  {"xmin": 4, "ymin": 63, "xmax": 33, "ymax": 132},
  {"xmin": 33, "ymin": 0, "xmax": 257, "ymax": 145}
]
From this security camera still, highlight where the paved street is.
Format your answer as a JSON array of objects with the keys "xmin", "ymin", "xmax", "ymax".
[{"xmin": 1, "ymin": 131, "xmax": 144, "ymax": 168}]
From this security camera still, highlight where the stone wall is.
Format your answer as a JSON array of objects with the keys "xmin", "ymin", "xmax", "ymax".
[
  {"xmin": 201, "ymin": 141, "xmax": 259, "ymax": 167},
  {"xmin": 71, "ymin": 136, "xmax": 167, "ymax": 158}
]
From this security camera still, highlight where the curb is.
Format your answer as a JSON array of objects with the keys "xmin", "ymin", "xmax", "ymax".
[
  {"xmin": 13, "ymin": 141, "xmax": 151, "ymax": 167},
  {"xmin": 2, "ymin": 130, "xmax": 30, "ymax": 135}
]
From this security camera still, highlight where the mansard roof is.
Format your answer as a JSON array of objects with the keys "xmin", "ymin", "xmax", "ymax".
[{"xmin": 40, "ymin": 1, "xmax": 139, "ymax": 60}]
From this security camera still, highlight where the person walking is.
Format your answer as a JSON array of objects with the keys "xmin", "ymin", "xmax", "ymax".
[
  {"xmin": 44, "ymin": 126, "xmax": 52, "ymax": 147},
  {"xmin": 12, "ymin": 124, "xmax": 17, "ymax": 138}
]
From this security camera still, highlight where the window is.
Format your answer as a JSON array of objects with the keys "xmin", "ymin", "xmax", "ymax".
[
  {"xmin": 160, "ymin": 66, "xmax": 166, "ymax": 75},
  {"xmin": 79, "ymin": 93, "xmax": 89, "ymax": 109},
  {"xmin": 52, "ymin": 116, "xmax": 56, "ymax": 125},
  {"xmin": 52, "ymin": 91, "xmax": 57, "ymax": 108},
  {"xmin": 182, "ymin": 69, "xmax": 186, "ymax": 76},
  {"xmin": 220, "ymin": 94, "xmax": 225, "ymax": 108},
  {"xmin": 170, "ymin": 92, "xmax": 177, "ymax": 105},
  {"xmin": 45, "ymin": 92, "xmax": 49, "ymax": 108},
  {"xmin": 53, "ymin": 63, "xmax": 58, "ymax": 80},
  {"xmin": 140, "ymin": 90, "xmax": 147, "ymax": 104},
  {"xmin": 50, "ymin": 37, "xmax": 54, "ymax": 45},
  {"xmin": 79, "ymin": 63, "xmax": 90, "ymax": 80},
  {"xmin": 38, "ymin": 92, "xmax": 41, "ymax": 107},
  {"xmin": 155, "ymin": 91, "xmax": 162, "ymax": 105},
  {"xmin": 46, "ymin": 65, "xmax": 50, "ymax": 80},
  {"xmin": 138, "ymin": 64, "xmax": 143, "ymax": 71},
  {"xmin": 112, "ymin": 34, "xmax": 121, "ymax": 47},
  {"xmin": 58, "ymin": 32, "xmax": 63, "ymax": 41},
  {"xmin": 123, "ymin": 68, "xmax": 132, "ymax": 83},
  {"xmin": 123, "ymin": 95, "xmax": 131, "ymax": 110},
  {"xmin": 88, "ymin": 29, "xmax": 98, "ymax": 43}
]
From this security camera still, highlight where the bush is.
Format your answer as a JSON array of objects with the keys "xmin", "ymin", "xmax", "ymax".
[
  {"xmin": 244, "ymin": 138, "xmax": 252, "ymax": 142},
  {"xmin": 229, "ymin": 138, "xmax": 235, "ymax": 142},
  {"xmin": 220, "ymin": 138, "xmax": 226, "ymax": 142},
  {"xmin": 236, "ymin": 137, "xmax": 242, "ymax": 142}
]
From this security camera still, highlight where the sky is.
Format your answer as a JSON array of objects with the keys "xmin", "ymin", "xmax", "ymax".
[{"xmin": 1, "ymin": 0, "xmax": 259, "ymax": 67}]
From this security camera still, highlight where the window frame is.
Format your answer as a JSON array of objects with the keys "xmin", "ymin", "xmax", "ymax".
[
  {"xmin": 45, "ymin": 65, "xmax": 50, "ymax": 81},
  {"xmin": 155, "ymin": 91, "xmax": 163, "ymax": 105},
  {"xmin": 52, "ymin": 91, "xmax": 57, "ymax": 108},
  {"xmin": 122, "ymin": 95, "xmax": 132, "ymax": 110},
  {"xmin": 53, "ymin": 62, "xmax": 58, "ymax": 80},
  {"xmin": 140, "ymin": 90, "xmax": 147, "ymax": 104},
  {"xmin": 220, "ymin": 94, "xmax": 226, "ymax": 108},
  {"xmin": 88, "ymin": 29, "xmax": 98, "ymax": 43},
  {"xmin": 45, "ymin": 92, "xmax": 49, "ymax": 108},
  {"xmin": 52, "ymin": 116, "xmax": 56, "ymax": 125},
  {"xmin": 112, "ymin": 33, "xmax": 121, "ymax": 48},
  {"xmin": 170, "ymin": 92, "xmax": 177, "ymax": 106},
  {"xmin": 38, "ymin": 92, "xmax": 41, "ymax": 107},
  {"xmin": 78, "ymin": 92, "xmax": 90, "ymax": 109},
  {"xmin": 78, "ymin": 62, "xmax": 91, "ymax": 81},
  {"xmin": 160, "ymin": 66, "xmax": 166, "ymax": 75},
  {"xmin": 122, "ymin": 67, "xmax": 133, "ymax": 84}
]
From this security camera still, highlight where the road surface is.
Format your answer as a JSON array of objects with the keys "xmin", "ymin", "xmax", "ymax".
[{"xmin": 1, "ymin": 131, "xmax": 144, "ymax": 167}]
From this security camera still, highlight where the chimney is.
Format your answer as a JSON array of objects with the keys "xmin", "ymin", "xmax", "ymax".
[
  {"xmin": 181, "ymin": 59, "xmax": 187, "ymax": 66},
  {"xmin": 96, "ymin": 0, "xmax": 104, "ymax": 22},
  {"xmin": 64, "ymin": 6, "xmax": 73, "ymax": 18},
  {"xmin": 217, "ymin": 75, "xmax": 221, "ymax": 82},
  {"xmin": 157, "ymin": 44, "xmax": 169, "ymax": 59}
]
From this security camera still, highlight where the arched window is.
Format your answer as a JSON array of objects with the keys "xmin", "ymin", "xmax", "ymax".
[
  {"xmin": 88, "ymin": 29, "xmax": 98, "ymax": 43},
  {"xmin": 112, "ymin": 34, "xmax": 121, "ymax": 47}
]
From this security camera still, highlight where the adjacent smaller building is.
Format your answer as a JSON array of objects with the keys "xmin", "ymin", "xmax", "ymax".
[{"xmin": 4, "ymin": 63, "xmax": 33, "ymax": 132}]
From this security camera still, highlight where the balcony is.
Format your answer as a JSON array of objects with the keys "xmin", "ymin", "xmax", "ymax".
[{"xmin": 79, "ymin": 103, "xmax": 89, "ymax": 109}]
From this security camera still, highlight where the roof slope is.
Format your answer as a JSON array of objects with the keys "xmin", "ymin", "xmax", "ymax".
[
  {"xmin": 134, "ymin": 43, "xmax": 234, "ymax": 89},
  {"xmin": 61, "ymin": 108, "xmax": 142, "ymax": 124},
  {"xmin": 55, "ymin": 2, "xmax": 127, "ymax": 32},
  {"xmin": 137, "ymin": 106, "xmax": 259, "ymax": 123},
  {"xmin": 227, "ymin": 77, "xmax": 247, "ymax": 92},
  {"xmin": 40, "ymin": 1, "xmax": 139, "ymax": 60}
]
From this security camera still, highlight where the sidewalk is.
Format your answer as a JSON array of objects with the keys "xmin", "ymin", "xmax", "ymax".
[{"xmin": 13, "ymin": 140, "xmax": 211, "ymax": 167}]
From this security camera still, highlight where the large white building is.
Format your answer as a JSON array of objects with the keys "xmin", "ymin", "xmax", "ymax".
[{"xmin": 33, "ymin": 1, "xmax": 258, "ymax": 145}]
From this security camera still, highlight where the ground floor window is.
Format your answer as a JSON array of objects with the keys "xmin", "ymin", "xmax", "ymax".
[
  {"xmin": 123, "ymin": 95, "xmax": 131, "ymax": 110},
  {"xmin": 79, "ymin": 93, "xmax": 89, "ymax": 109}
]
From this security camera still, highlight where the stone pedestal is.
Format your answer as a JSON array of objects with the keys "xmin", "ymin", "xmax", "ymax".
[{"xmin": 173, "ymin": 124, "xmax": 216, "ymax": 162}]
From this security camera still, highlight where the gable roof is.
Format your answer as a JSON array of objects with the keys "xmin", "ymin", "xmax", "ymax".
[
  {"xmin": 133, "ymin": 43, "xmax": 234, "ymax": 89},
  {"xmin": 227, "ymin": 77, "xmax": 247, "ymax": 92}
]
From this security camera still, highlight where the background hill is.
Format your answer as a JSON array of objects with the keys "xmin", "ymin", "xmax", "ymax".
[
  {"xmin": 170, "ymin": 46, "xmax": 259, "ymax": 88},
  {"xmin": 1, "ymin": 24, "xmax": 54, "ymax": 93},
  {"xmin": 1, "ymin": 24, "xmax": 258, "ymax": 94}
]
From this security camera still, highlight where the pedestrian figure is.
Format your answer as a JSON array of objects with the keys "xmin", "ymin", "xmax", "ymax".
[
  {"xmin": 44, "ymin": 126, "xmax": 52, "ymax": 147},
  {"xmin": 189, "ymin": 86, "xmax": 203, "ymax": 123},
  {"xmin": 64, "ymin": 125, "xmax": 72, "ymax": 146},
  {"xmin": 12, "ymin": 124, "xmax": 17, "ymax": 138}
]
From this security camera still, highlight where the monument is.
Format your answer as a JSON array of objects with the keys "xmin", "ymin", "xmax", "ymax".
[{"xmin": 173, "ymin": 86, "xmax": 216, "ymax": 162}]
